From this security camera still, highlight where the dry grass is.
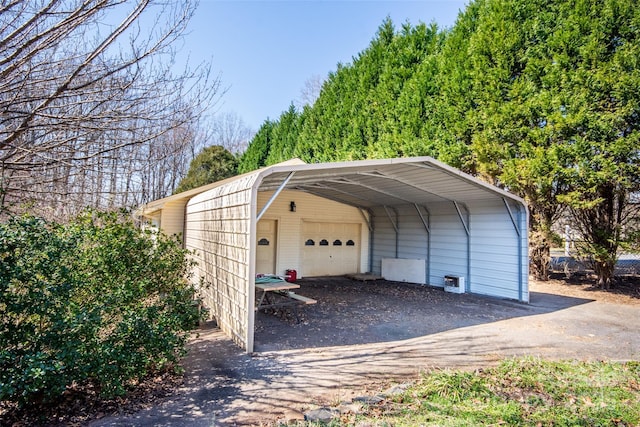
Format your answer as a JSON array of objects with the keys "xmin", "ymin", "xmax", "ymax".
[{"xmin": 531, "ymin": 274, "xmax": 640, "ymax": 306}]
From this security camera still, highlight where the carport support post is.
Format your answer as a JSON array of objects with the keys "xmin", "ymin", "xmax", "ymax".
[
  {"xmin": 250, "ymin": 170, "xmax": 295, "ymax": 353},
  {"xmin": 414, "ymin": 204, "xmax": 431, "ymax": 285},
  {"xmin": 384, "ymin": 205, "xmax": 399, "ymax": 258},
  {"xmin": 453, "ymin": 201, "xmax": 471, "ymax": 293},
  {"xmin": 360, "ymin": 208, "xmax": 375, "ymax": 273},
  {"xmin": 503, "ymin": 198, "xmax": 525, "ymax": 302}
]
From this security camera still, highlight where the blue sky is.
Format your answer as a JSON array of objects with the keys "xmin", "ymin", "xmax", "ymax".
[{"xmin": 183, "ymin": 1, "xmax": 468, "ymax": 130}]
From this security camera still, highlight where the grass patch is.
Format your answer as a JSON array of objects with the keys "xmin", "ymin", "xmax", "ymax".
[{"xmin": 292, "ymin": 357, "xmax": 640, "ymax": 426}]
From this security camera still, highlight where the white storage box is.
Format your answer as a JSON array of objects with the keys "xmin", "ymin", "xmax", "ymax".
[{"xmin": 444, "ymin": 275, "xmax": 465, "ymax": 294}]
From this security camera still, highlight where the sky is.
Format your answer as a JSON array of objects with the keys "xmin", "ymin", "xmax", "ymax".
[{"xmin": 182, "ymin": 0, "xmax": 468, "ymax": 131}]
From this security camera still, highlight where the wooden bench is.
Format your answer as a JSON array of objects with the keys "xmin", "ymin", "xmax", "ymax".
[{"xmin": 286, "ymin": 291, "xmax": 317, "ymax": 305}]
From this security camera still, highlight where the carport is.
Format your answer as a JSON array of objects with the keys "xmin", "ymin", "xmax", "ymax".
[{"xmin": 142, "ymin": 157, "xmax": 528, "ymax": 353}]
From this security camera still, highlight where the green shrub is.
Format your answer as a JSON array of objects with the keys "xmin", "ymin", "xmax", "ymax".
[{"xmin": 0, "ymin": 211, "xmax": 202, "ymax": 406}]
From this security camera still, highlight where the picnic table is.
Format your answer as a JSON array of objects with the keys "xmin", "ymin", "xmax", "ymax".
[{"xmin": 255, "ymin": 275, "xmax": 316, "ymax": 311}]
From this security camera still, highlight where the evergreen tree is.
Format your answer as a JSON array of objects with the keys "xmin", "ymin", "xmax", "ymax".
[
  {"xmin": 239, "ymin": 1, "xmax": 640, "ymax": 287},
  {"xmin": 552, "ymin": 0, "xmax": 640, "ymax": 287},
  {"xmin": 174, "ymin": 146, "xmax": 238, "ymax": 193},
  {"xmin": 295, "ymin": 19, "xmax": 443, "ymax": 162},
  {"xmin": 451, "ymin": 0, "xmax": 640, "ymax": 285},
  {"xmin": 443, "ymin": 0, "xmax": 571, "ymax": 278},
  {"xmin": 237, "ymin": 120, "xmax": 276, "ymax": 173},
  {"xmin": 265, "ymin": 105, "xmax": 303, "ymax": 165}
]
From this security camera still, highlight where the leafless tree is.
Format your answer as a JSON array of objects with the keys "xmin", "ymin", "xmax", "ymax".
[
  {"xmin": 210, "ymin": 111, "xmax": 254, "ymax": 155},
  {"xmin": 0, "ymin": 0, "xmax": 221, "ymax": 219},
  {"xmin": 295, "ymin": 74, "xmax": 324, "ymax": 109}
]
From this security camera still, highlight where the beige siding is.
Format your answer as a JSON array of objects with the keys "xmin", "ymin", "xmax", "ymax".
[
  {"xmin": 142, "ymin": 212, "xmax": 161, "ymax": 232},
  {"xmin": 185, "ymin": 174, "xmax": 258, "ymax": 351},
  {"xmin": 184, "ymin": 186, "xmax": 368, "ymax": 352},
  {"xmin": 159, "ymin": 200, "xmax": 188, "ymax": 238},
  {"xmin": 257, "ymin": 190, "xmax": 370, "ymax": 277}
]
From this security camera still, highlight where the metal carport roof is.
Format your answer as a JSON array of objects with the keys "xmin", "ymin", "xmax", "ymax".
[
  {"xmin": 255, "ymin": 157, "xmax": 526, "ymax": 209},
  {"xmin": 143, "ymin": 156, "xmax": 529, "ymax": 353}
]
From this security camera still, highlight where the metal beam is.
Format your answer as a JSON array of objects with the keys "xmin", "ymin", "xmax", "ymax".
[
  {"xmin": 453, "ymin": 201, "xmax": 471, "ymax": 293},
  {"xmin": 383, "ymin": 205, "xmax": 399, "ymax": 258},
  {"xmin": 361, "ymin": 208, "xmax": 375, "ymax": 273},
  {"xmin": 298, "ymin": 182, "xmax": 374, "ymax": 204},
  {"xmin": 502, "ymin": 198, "xmax": 521, "ymax": 237},
  {"xmin": 326, "ymin": 177, "xmax": 416, "ymax": 204},
  {"xmin": 258, "ymin": 170, "xmax": 382, "ymax": 192},
  {"xmin": 289, "ymin": 187, "xmax": 365, "ymax": 211},
  {"xmin": 414, "ymin": 203, "xmax": 430, "ymax": 234},
  {"xmin": 358, "ymin": 171, "xmax": 452, "ymax": 203},
  {"xmin": 384, "ymin": 205, "xmax": 399, "ymax": 233},
  {"xmin": 257, "ymin": 171, "xmax": 295, "ymax": 221},
  {"xmin": 453, "ymin": 201, "xmax": 470, "ymax": 236},
  {"xmin": 407, "ymin": 162, "xmax": 510, "ymax": 202},
  {"xmin": 359, "ymin": 208, "xmax": 373, "ymax": 232},
  {"xmin": 415, "ymin": 204, "xmax": 431, "ymax": 285}
]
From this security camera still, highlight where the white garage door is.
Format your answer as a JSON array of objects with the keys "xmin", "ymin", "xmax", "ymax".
[{"xmin": 302, "ymin": 222, "xmax": 360, "ymax": 276}]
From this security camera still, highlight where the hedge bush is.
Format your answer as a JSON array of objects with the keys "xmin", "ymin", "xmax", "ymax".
[{"xmin": 0, "ymin": 211, "xmax": 202, "ymax": 406}]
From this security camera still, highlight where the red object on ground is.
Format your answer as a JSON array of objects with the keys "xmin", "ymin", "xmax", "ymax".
[{"xmin": 285, "ymin": 269, "xmax": 297, "ymax": 282}]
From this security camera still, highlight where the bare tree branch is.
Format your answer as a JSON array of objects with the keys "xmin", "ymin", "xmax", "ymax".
[{"xmin": 0, "ymin": 0, "xmax": 222, "ymax": 218}]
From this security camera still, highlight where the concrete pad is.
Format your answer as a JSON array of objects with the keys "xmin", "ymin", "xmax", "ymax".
[{"xmin": 91, "ymin": 278, "xmax": 640, "ymax": 426}]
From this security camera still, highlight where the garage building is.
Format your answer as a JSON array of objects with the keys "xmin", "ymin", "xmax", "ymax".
[{"xmin": 138, "ymin": 157, "xmax": 529, "ymax": 352}]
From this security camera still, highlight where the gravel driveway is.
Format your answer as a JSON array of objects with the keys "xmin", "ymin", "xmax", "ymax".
[{"xmin": 92, "ymin": 277, "xmax": 640, "ymax": 426}]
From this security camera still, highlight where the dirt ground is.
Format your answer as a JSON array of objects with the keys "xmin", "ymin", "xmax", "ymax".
[
  {"xmin": 537, "ymin": 273, "xmax": 640, "ymax": 305},
  {"xmin": 4, "ymin": 275, "xmax": 638, "ymax": 426},
  {"xmin": 253, "ymin": 274, "xmax": 639, "ymax": 353}
]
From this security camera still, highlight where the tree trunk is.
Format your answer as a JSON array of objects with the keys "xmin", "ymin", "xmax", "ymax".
[
  {"xmin": 529, "ymin": 228, "xmax": 551, "ymax": 281},
  {"xmin": 594, "ymin": 260, "xmax": 615, "ymax": 290}
]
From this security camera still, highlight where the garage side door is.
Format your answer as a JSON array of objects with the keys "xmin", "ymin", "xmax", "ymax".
[
  {"xmin": 302, "ymin": 222, "xmax": 360, "ymax": 276},
  {"xmin": 256, "ymin": 219, "xmax": 277, "ymax": 274}
]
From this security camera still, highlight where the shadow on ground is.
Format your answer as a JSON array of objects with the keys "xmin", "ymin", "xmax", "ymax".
[
  {"xmin": 253, "ymin": 277, "xmax": 592, "ymax": 352},
  {"xmin": 91, "ymin": 323, "xmax": 300, "ymax": 426},
  {"xmin": 93, "ymin": 277, "xmax": 638, "ymax": 427}
]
